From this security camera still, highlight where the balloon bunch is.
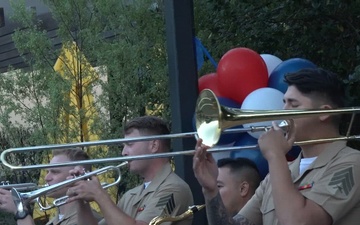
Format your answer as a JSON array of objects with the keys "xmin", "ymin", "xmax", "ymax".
[{"xmin": 197, "ymin": 47, "xmax": 316, "ymax": 178}]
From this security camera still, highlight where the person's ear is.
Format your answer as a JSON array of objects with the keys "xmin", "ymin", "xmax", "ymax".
[
  {"xmin": 319, "ymin": 104, "xmax": 333, "ymax": 122},
  {"xmin": 149, "ymin": 140, "xmax": 160, "ymax": 153},
  {"xmin": 239, "ymin": 181, "xmax": 250, "ymax": 197}
]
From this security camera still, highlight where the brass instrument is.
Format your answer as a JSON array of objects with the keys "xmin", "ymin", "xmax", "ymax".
[
  {"xmin": 0, "ymin": 182, "xmax": 50, "ymax": 208},
  {"xmin": 10, "ymin": 161, "xmax": 128, "ymax": 210},
  {"xmin": 0, "ymin": 181, "xmax": 38, "ymax": 191},
  {"xmin": 0, "ymin": 126, "xmax": 274, "ymax": 171},
  {"xmin": 1, "ymin": 89, "xmax": 360, "ymax": 170},
  {"xmin": 196, "ymin": 89, "xmax": 360, "ymax": 146},
  {"xmin": 149, "ymin": 204, "xmax": 205, "ymax": 225}
]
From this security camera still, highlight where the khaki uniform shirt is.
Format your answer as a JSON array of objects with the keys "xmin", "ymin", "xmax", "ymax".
[
  {"xmin": 45, "ymin": 203, "xmax": 77, "ymax": 225},
  {"xmin": 238, "ymin": 141, "xmax": 360, "ymax": 225},
  {"xmin": 99, "ymin": 163, "xmax": 193, "ymax": 225},
  {"xmin": 46, "ymin": 203, "xmax": 102, "ymax": 225}
]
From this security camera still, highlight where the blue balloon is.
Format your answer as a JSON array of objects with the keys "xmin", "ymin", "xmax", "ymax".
[
  {"xmin": 230, "ymin": 133, "xmax": 269, "ymax": 179},
  {"xmin": 268, "ymin": 58, "xmax": 317, "ymax": 93}
]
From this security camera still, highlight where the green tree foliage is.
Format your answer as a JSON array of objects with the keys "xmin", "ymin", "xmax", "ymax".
[
  {"xmin": 1, "ymin": 1, "xmax": 360, "ymax": 224},
  {"xmin": 195, "ymin": 0, "xmax": 360, "ymax": 77},
  {"xmin": 194, "ymin": 0, "xmax": 360, "ymax": 143},
  {"xmin": 1, "ymin": 0, "xmax": 169, "ymax": 161},
  {"xmin": 0, "ymin": 0, "xmax": 168, "ymax": 224}
]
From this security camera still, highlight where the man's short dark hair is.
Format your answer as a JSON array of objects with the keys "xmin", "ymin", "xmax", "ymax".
[
  {"xmin": 52, "ymin": 147, "xmax": 91, "ymax": 171},
  {"xmin": 217, "ymin": 157, "xmax": 261, "ymax": 192},
  {"xmin": 284, "ymin": 68, "xmax": 345, "ymax": 108},
  {"xmin": 124, "ymin": 116, "xmax": 171, "ymax": 151},
  {"xmin": 284, "ymin": 68, "xmax": 346, "ymax": 127}
]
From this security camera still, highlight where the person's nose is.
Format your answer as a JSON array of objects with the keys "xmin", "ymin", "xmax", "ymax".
[
  {"xmin": 44, "ymin": 172, "xmax": 52, "ymax": 183},
  {"xmin": 283, "ymin": 103, "xmax": 290, "ymax": 110},
  {"xmin": 122, "ymin": 146, "xmax": 129, "ymax": 156}
]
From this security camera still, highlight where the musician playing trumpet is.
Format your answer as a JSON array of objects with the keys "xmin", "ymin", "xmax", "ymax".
[
  {"xmin": 0, "ymin": 148, "xmax": 98, "ymax": 225},
  {"xmin": 66, "ymin": 116, "xmax": 194, "ymax": 225}
]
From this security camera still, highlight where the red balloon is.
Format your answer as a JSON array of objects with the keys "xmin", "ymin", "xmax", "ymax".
[
  {"xmin": 198, "ymin": 73, "xmax": 222, "ymax": 96},
  {"xmin": 217, "ymin": 48, "xmax": 268, "ymax": 103}
]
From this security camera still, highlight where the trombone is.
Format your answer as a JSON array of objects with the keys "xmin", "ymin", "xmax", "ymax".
[
  {"xmin": 0, "ymin": 127, "xmax": 287, "ymax": 171},
  {"xmin": 10, "ymin": 161, "xmax": 128, "ymax": 211},
  {"xmin": 196, "ymin": 89, "xmax": 360, "ymax": 146},
  {"xmin": 1, "ymin": 89, "xmax": 360, "ymax": 170}
]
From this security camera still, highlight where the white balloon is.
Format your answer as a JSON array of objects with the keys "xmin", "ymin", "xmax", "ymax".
[
  {"xmin": 261, "ymin": 54, "xmax": 283, "ymax": 77},
  {"xmin": 241, "ymin": 87, "xmax": 284, "ymax": 139}
]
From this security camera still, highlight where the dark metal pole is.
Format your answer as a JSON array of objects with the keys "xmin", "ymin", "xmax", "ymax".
[{"xmin": 164, "ymin": 0, "xmax": 206, "ymax": 224}]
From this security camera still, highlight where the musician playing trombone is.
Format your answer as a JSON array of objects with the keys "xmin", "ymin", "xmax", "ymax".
[
  {"xmin": 66, "ymin": 116, "xmax": 194, "ymax": 225},
  {"xmin": 193, "ymin": 68, "xmax": 360, "ymax": 225},
  {"xmin": 0, "ymin": 148, "xmax": 98, "ymax": 225}
]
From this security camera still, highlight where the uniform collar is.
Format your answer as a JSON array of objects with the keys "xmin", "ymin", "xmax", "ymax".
[
  {"xmin": 305, "ymin": 141, "xmax": 347, "ymax": 169},
  {"xmin": 129, "ymin": 163, "xmax": 172, "ymax": 195},
  {"xmin": 292, "ymin": 141, "xmax": 347, "ymax": 182},
  {"xmin": 47, "ymin": 202, "xmax": 78, "ymax": 225}
]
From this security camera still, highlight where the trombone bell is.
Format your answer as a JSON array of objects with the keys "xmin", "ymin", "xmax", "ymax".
[{"xmin": 195, "ymin": 89, "xmax": 360, "ymax": 146}]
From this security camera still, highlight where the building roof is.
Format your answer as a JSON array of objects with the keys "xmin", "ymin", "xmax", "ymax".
[{"xmin": 0, "ymin": 0, "xmax": 59, "ymax": 73}]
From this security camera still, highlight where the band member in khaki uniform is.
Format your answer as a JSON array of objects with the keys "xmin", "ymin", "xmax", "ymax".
[
  {"xmin": 67, "ymin": 116, "xmax": 194, "ymax": 225},
  {"xmin": 216, "ymin": 158, "xmax": 261, "ymax": 217},
  {"xmin": 193, "ymin": 68, "xmax": 360, "ymax": 225},
  {"xmin": 46, "ymin": 202, "xmax": 78, "ymax": 225},
  {"xmin": 111, "ymin": 162, "xmax": 192, "ymax": 225},
  {"xmin": 0, "ymin": 148, "xmax": 99, "ymax": 225}
]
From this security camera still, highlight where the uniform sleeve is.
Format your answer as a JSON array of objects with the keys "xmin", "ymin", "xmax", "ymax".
[
  {"xmin": 237, "ymin": 175, "xmax": 267, "ymax": 225},
  {"xmin": 135, "ymin": 181, "xmax": 193, "ymax": 225},
  {"xmin": 301, "ymin": 153, "xmax": 360, "ymax": 222}
]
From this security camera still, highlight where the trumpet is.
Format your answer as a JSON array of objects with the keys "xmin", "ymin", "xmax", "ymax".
[
  {"xmin": 0, "ymin": 181, "xmax": 38, "ymax": 191},
  {"xmin": 35, "ymin": 181, "xmax": 116, "ymax": 211},
  {"xmin": 11, "ymin": 161, "xmax": 128, "ymax": 210},
  {"xmin": 1, "ymin": 89, "xmax": 360, "ymax": 170}
]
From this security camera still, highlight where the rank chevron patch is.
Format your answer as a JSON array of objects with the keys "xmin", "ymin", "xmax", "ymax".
[
  {"xmin": 328, "ymin": 167, "xmax": 354, "ymax": 196},
  {"xmin": 156, "ymin": 193, "xmax": 175, "ymax": 215}
]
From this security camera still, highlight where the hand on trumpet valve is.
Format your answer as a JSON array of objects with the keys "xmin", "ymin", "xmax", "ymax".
[
  {"xmin": 66, "ymin": 187, "xmax": 78, "ymax": 196},
  {"xmin": 66, "ymin": 175, "xmax": 105, "ymax": 204},
  {"xmin": 68, "ymin": 166, "xmax": 86, "ymax": 179},
  {"xmin": 258, "ymin": 121, "xmax": 296, "ymax": 160}
]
